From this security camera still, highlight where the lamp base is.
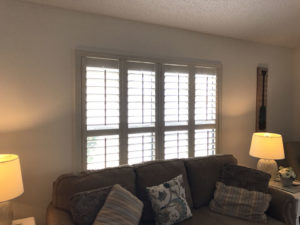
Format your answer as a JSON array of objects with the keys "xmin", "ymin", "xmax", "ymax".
[
  {"xmin": 257, "ymin": 159, "xmax": 278, "ymax": 179},
  {"xmin": 0, "ymin": 201, "xmax": 13, "ymax": 225}
]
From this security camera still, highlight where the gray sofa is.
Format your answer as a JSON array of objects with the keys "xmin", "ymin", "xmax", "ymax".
[{"xmin": 47, "ymin": 155, "xmax": 297, "ymax": 225}]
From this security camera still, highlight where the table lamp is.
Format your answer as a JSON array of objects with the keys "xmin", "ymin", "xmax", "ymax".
[
  {"xmin": 249, "ymin": 132, "xmax": 285, "ymax": 179},
  {"xmin": 0, "ymin": 154, "xmax": 24, "ymax": 225}
]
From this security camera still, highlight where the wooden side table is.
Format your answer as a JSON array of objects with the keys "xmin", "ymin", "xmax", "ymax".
[
  {"xmin": 269, "ymin": 181, "xmax": 300, "ymax": 225},
  {"xmin": 12, "ymin": 217, "xmax": 35, "ymax": 225}
]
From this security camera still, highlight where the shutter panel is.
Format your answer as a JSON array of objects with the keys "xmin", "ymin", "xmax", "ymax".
[
  {"xmin": 86, "ymin": 57, "xmax": 119, "ymax": 130},
  {"xmin": 164, "ymin": 65, "xmax": 189, "ymax": 126},
  {"xmin": 127, "ymin": 61, "xmax": 156, "ymax": 128},
  {"xmin": 85, "ymin": 57, "xmax": 120, "ymax": 169},
  {"xmin": 195, "ymin": 129, "xmax": 216, "ymax": 156},
  {"xmin": 195, "ymin": 69, "xmax": 216, "ymax": 125},
  {"xmin": 164, "ymin": 130, "xmax": 188, "ymax": 159},
  {"xmin": 87, "ymin": 135, "xmax": 119, "ymax": 170},
  {"xmin": 128, "ymin": 132, "xmax": 155, "ymax": 164}
]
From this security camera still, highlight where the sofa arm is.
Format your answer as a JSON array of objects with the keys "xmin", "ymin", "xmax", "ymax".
[
  {"xmin": 267, "ymin": 187, "xmax": 298, "ymax": 225},
  {"xmin": 47, "ymin": 204, "xmax": 74, "ymax": 225}
]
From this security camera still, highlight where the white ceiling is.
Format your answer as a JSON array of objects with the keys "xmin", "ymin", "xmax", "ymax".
[{"xmin": 22, "ymin": 0, "xmax": 300, "ymax": 48}]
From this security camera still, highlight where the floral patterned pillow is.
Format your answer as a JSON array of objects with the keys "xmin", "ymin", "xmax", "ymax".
[{"xmin": 146, "ymin": 174, "xmax": 192, "ymax": 225}]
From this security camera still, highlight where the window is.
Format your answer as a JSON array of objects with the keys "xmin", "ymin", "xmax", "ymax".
[{"xmin": 79, "ymin": 53, "xmax": 219, "ymax": 170}]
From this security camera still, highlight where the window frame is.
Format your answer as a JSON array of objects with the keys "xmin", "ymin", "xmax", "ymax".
[{"xmin": 75, "ymin": 50, "xmax": 222, "ymax": 171}]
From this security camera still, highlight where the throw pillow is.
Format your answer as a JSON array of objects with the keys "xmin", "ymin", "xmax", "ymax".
[
  {"xmin": 70, "ymin": 186, "xmax": 112, "ymax": 225},
  {"xmin": 220, "ymin": 164, "xmax": 271, "ymax": 193},
  {"xmin": 146, "ymin": 174, "xmax": 192, "ymax": 225},
  {"xmin": 209, "ymin": 182, "xmax": 272, "ymax": 223},
  {"xmin": 93, "ymin": 184, "xmax": 143, "ymax": 225}
]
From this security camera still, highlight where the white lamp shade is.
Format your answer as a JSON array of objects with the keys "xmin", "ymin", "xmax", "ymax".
[
  {"xmin": 249, "ymin": 133, "xmax": 285, "ymax": 160},
  {"xmin": 0, "ymin": 154, "xmax": 24, "ymax": 202}
]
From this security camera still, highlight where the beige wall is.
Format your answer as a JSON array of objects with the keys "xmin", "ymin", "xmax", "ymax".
[
  {"xmin": 291, "ymin": 48, "xmax": 300, "ymax": 140},
  {"xmin": 0, "ymin": 0, "xmax": 294, "ymax": 224}
]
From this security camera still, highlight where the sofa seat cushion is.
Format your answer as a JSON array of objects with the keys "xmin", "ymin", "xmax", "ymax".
[
  {"xmin": 184, "ymin": 155, "xmax": 237, "ymax": 208},
  {"xmin": 134, "ymin": 159, "xmax": 193, "ymax": 223},
  {"xmin": 141, "ymin": 207, "xmax": 286, "ymax": 225},
  {"xmin": 52, "ymin": 166, "xmax": 136, "ymax": 211}
]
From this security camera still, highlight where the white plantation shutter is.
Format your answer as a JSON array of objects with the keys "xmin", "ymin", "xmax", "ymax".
[
  {"xmin": 164, "ymin": 65, "xmax": 189, "ymax": 126},
  {"xmin": 194, "ymin": 67, "xmax": 217, "ymax": 159},
  {"xmin": 85, "ymin": 57, "xmax": 120, "ymax": 169},
  {"xmin": 87, "ymin": 135, "xmax": 119, "ymax": 170},
  {"xmin": 195, "ymin": 67, "xmax": 217, "ymax": 125},
  {"xmin": 163, "ymin": 65, "xmax": 189, "ymax": 160},
  {"xmin": 86, "ymin": 58, "xmax": 119, "ymax": 130},
  {"xmin": 194, "ymin": 67, "xmax": 217, "ymax": 157},
  {"xmin": 128, "ymin": 132, "xmax": 155, "ymax": 164},
  {"xmin": 195, "ymin": 129, "xmax": 216, "ymax": 156},
  {"xmin": 127, "ymin": 61, "xmax": 156, "ymax": 128},
  {"xmin": 164, "ymin": 131, "xmax": 188, "ymax": 159},
  {"xmin": 80, "ymin": 54, "xmax": 219, "ymax": 170},
  {"xmin": 127, "ymin": 61, "xmax": 156, "ymax": 165}
]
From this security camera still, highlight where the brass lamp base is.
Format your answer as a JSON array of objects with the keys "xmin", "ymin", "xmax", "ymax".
[{"xmin": 257, "ymin": 159, "xmax": 278, "ymax": 179}]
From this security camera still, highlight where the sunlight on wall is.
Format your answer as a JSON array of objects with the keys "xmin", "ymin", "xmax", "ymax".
[
  {"xmin": 0, "ymin": 74, "xmax": 69, "ymax": 132},
  {"xmin": 223, "ymin": 94, "xmax": 255, "ymax": 117}
]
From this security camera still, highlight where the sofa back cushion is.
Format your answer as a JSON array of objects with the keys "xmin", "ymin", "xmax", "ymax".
[
  {"xmin": 220, "ymin": 164, "xmax": 270, "ymax": 193},
  {"xmin": 184, "ymin": 154, "xmax": 237, "ymax": 208},
  {"xmin": 134, "ymin": 159, "xmax": 193, "ymax": 223},
  {"xmin": 52, "ymin": 166, "xmax": 136, "ymax": 211}
]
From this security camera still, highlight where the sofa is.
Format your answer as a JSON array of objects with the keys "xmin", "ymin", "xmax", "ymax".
[{"xmin": 47, "ymin": 154, "xmax": 297, "ymax": 225}]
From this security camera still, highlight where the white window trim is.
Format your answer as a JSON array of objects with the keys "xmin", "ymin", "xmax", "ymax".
[{"xmin": 74, "ymin": 50, "xmax": 222, "ymax": 171}]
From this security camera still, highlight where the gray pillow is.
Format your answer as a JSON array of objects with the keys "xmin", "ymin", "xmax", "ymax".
[
  {"xmin": 209, "ymin": 182, "xmax": 272, "ymax": 223},
  {"xmin": 70, "ymin": 186, "xmax": 111, "ymax": 225},
  {"xmin": 220, "ymin": 164, "xmax": 271, "ymax": 193}
]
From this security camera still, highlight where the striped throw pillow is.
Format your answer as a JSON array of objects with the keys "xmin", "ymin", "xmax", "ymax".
[
  {"xmin": 93, "ymin": 184, "xmax": 143, "ymax": 225},
  {"xmin": 209, "ymin": 182, "xmax": 272, "ymax": 223}
]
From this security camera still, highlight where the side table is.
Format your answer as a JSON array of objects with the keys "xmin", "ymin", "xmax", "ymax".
[
  {"xmin": 12, "ymin": 217, "xmax": 35, "ymax": 225},
  {"xmin": 269, "ymin": 181, "xmax": 300, "ymax": 225}
]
